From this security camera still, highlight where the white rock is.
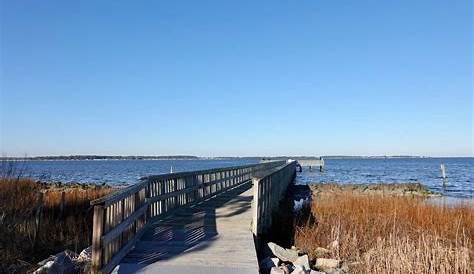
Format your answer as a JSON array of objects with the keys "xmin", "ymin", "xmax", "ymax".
[
  {"xmin": 294, "ymin": 198, "xmax": 310, "ymax": 212},
  {"xmin": 33, "ymin": 250, "xmax": 78, "ymax": 274},
  {"xmin": 33, "ymin": 261, "xmax": 54, "ymax": 274},
  {"xmin": 268, "ymin": 242, "xmax": 299, "ymax": 262},
  {"xmin": 77, "ymin": 246, "xmax": 92, "ymax": 262},
  {"xmin": 309, "ymin": 271, "xmax": 326, "ymax": 274},
  {"xmin": 280, "ymin": 264, "xmax": 292, "ymax": 274},
  {"xmin": 315, "ymin": 258, "xmax": 341, "ymax": 271},
  {"xmin": 260, "ymin": 257, "xmax": 280, "ymax": 269},
  {"xmin": 290, "ymin": 265, "xmax": 306, "ymax": 274},
  {"xmin": 293, "ymin": 254, "xmax": 310, "ymax": 270},
  {"xmin": 271, "ymin": 266, "xmax": 286, "ymax": 274}
]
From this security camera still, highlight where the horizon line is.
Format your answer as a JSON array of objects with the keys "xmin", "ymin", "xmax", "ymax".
[{"xmin": 1, "ymin": 154, "xmax": 473, "ymax": 159}]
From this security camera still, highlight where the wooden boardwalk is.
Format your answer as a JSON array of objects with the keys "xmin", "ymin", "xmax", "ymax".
[{"xmin": 111, "ymin": 182, "xmax": 259, "ymax": 274}]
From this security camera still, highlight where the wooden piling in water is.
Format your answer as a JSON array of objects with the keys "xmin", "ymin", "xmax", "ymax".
[
  {"xmin": 440, "ymin": 164, "xmax": 447, "ymax": 187},
  {"xmin": 440, "ymin": 164, "xmax": 446, "ymax": 179}
]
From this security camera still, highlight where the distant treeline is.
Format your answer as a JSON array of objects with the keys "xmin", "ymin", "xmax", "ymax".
[
  {"xmin": 0, "ymin": 155, "xmax": 428, "ymax": 161},
  {"xmin": 320, "ymin": 155, "xmax": 425, "ymax": 159},
  {"xmin": 0, "ymin": 155, "xmax": 200, "ymax": 161}
]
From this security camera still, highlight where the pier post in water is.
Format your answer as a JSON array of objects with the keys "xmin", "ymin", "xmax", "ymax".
[{"xmin": 440, "ymin": 164, "xmax": 447, "ymax": 187}]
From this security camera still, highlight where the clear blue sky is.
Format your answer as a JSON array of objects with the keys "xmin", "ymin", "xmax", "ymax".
[{"xmin": 1, "ymin": 1, "xmax": 472, "ymax": 157}]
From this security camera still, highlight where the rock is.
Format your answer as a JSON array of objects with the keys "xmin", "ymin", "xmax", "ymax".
[
  {"xmin": 268, "ymin": 242, "xmax": 299, "ymax": 262},
  {"xmin": 314, "ymin": 247, "xmax": 332, "ymax": 258},
  {"xmin": 271, "ymin": 266, "xmax": 286, "ymax": 274},
  {"xmin": 77, "ymin": 246, "xmax": 92, "ymax": 262},
  {"xmin": 33, "ymin": 250, "xmax": 78, "ymax": 274},
  {"xmin": 260, "ymin": 257, "xmax": 280, "ymax": 269},
  {"xmin": 293, "ymin": 255, "xmax": 310, "ymax": 270},
  {"xmin": 33, "ymin": 261, "xmax": 55, "ymax": 274},
  {"xmin": 290, "ymin": 265, "xmax": 306, "ymax": 274},
  {"xmin": 315, "ymin": 258, "xmax": 341, "ymax": 271},
  {"xmin": 309, "ymin": 271, "xmax": 326, "ymax": 274},
  {"xmin": 294, "ymin": 198, "xmax": 310, "ymax": 212},
  {"xmin": 279, "ymin": 263, "xmax": 292, "ymax": 274},
  {"xmin": 290, "ymin": 245, "xmax": 305, "ymax": 255}
]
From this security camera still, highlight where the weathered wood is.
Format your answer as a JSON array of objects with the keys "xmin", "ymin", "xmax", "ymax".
[
  {"xmin": 252, "ymin": 177, "xmax": 260, "ymax": 235},
  {"xmin": 91, "ymin": 160, "xmax": 286, "ymax": 274},
  {"xmin": 252, "ymin": 161, "xmax": 296, "ymax": 236},
  {"xmin": 92, "ymin": 205, "xmax": 105, "ymax": 274},
  {"xmin": 101, "ymin": 204, "xmax": 148, "ymax": 245},
  {"xmin": 101, "ymin": 223, "xmax": 147, "ymax": 274},
  {"xmin": 113, "ymin": 182, "xmax": 259, "ymax": 274}
]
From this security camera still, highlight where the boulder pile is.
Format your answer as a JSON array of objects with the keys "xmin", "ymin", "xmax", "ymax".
[
  {"xmin": 260, "ymin": 242, "xmax": 348, "ymax": 274},
  {"xmin": 33, "ymin": 247, "xmax": 91, "ymax": 274}
]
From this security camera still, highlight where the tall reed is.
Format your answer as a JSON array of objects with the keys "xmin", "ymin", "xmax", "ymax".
[
  {"xmin": 294, "ymin": 193, "xmax": 473, "ymax": 273},
  {"xmin": 0, "ymin": 178, "xmax": 113, "ymax": 273}
]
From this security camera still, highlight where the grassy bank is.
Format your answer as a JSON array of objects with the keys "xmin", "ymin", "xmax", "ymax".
[
  {"xmin": 0, "ymin": 178, "xmax": 114, "ymax": 273},
  {"xmin": 294, "ymin": 184, "xmax": 473, "ymax": 273}
]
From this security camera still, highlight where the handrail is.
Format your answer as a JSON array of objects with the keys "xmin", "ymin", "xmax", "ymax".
[
  {"xmin": 90, "ymin": 160, "xmax": 286, "ymax": 274},
  {"xmin": 252, "ymin": 160, "xmax": 297, "ymax": 236}
]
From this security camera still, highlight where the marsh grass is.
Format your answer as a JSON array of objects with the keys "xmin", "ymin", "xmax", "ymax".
[
  {"xmin": 294, "ymin": 193, "xmax": 473, "ymax": 274},
  {"xmin": 0, "ymin": 177, "xmax": 113, "ymax": 273}
]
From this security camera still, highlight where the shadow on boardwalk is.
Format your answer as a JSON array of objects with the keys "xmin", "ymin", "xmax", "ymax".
[{"xmin": 114, "ymin": 182, "xmax": 253, "ymax": 274}]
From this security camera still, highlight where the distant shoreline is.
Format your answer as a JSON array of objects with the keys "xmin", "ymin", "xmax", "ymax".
[{"xmin": 1, "ymin": 155, "xmax": 472, "ymax": 161}]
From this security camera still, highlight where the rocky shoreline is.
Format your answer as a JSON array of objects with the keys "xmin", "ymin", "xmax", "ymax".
[
  {"xmin": 260, "ymin": 241, "xmax": 347, "ymax": 274},
  {"xmin": 34, "ymin": 180, "xmax": 119, "ymax": 191},
  {"xmin": 309, "ymin": 182, "xmax": 440, "ymax": 197}
]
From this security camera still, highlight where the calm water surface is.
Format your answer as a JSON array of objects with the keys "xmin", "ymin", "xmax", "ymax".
[
  {"xmin": 297, "ymin": 158, "xmax": 473, "ymax": 199},
  {"xmin": 19, "ymin": 159, "xmax": 258, "ymax": 186},
  {"xmin": 15, "ymin": 158, "xmax": 474, "ymax": 198}
]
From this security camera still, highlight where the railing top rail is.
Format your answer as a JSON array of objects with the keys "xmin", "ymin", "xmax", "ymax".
[
  {"xmin": 91, "ymin": 160, "xmax": 286, "ymax": 206},
  {"xmin": 252, "ymin": 160, "xmax": 295, "ymax": 180},
  {"xmin": 90, "ymin": 182, "xmax": 145, "ymax": 206},
  {"xmin": 142, "ymin": 161, "xmax": 275, "ymax": 181}
]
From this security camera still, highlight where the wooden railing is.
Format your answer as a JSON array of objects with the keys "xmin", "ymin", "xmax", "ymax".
[
  {"xmin": 251, "ymin": 160, "xmax": 297, "ymax": 236},
  {"xmin": 90, "ymin": 160, "xmax": 286, "ymax": 274}
]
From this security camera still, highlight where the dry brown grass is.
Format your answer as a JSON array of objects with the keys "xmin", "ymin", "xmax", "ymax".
[
  {"xmin": 294, "ymin": 192, "xmax": 473, "ymax": 274},
  {"xmin": 0, "ymin": 178, "xmax": 114, "ymax": 273}
]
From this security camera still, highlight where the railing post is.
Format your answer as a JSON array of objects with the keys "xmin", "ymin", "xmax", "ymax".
[
  {"xmin": 92, "ymin": 205, "xmax": 105, "ymax": 274},
  {"xmin": 251, "ymin": 177, "xmax": 260, "ymax": 235},
  {"xmin": 145, "ymin": 182, "xmax": 150, "ymax": 220}
]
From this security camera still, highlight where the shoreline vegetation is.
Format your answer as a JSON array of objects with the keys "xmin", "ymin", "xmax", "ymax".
[
  {"xmin": 292, "ymin": 183, "xmax": 473, "ymax": 273},
  {"xmin": 1, "ymin": 174, "xmax": 472, "ymax": 273},
  {"xmin": 0, "ymin": 177, "xmax": 115, "ymax": 274}
]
